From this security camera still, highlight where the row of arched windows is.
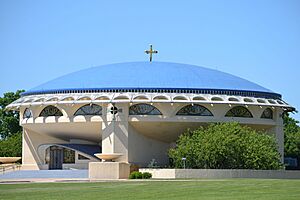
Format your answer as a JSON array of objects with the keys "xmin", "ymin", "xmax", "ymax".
[
  {"xmin": 23, "ymin": 104, "xmax": 102, "ymax": 119},
  {"xmin": 23, "ymin": 104, "xmax": 274, "ymax": 119}
]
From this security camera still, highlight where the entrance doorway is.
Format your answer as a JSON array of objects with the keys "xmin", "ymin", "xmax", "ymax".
[{"xmin": 49, "ymin": 146, "xmax": 63, "ymax": 170}]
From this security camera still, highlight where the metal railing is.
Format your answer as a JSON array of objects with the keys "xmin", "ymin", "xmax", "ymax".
[{"xmin": 0, "ymin": 164, "xmax": 21, "ymax": 174}]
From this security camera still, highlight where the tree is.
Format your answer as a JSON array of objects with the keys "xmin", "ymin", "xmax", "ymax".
[
  {"xmin": 169, "ymin": 122, "xmax": 282, "ymax": 170},
  {"xmin": 0, "ymin": 90, "xmax": 24, "ymax": 139},
  {"xmin": 0, "ymin": 90, "xmax": 23, "ymax": 157},
  {"xmin": 283, "ymin": 113, "xmax": 300, "ymax": 158},
  {"xmin": 0, "ymin": 133, "xmax": 22, "ymax": 157}
]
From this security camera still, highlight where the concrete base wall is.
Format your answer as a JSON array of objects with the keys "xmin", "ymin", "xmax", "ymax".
[
  {"xmin": 89, "ymin": 162, "xmax": 130, "ymax": 179},
  {"xmin": 63, "ymin": 163, "xmax": 89, "ymax": 170},
  {"xmin": 140, "ymin": 169, "xmax": 300, "ymax": 179}
]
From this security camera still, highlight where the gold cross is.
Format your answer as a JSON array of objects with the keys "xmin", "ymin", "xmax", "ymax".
[{"xmin": 145, "ymin": 44, "xmax": 158, "ymax": 62}]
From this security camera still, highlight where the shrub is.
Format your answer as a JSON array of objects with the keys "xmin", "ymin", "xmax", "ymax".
[
  {"xmin": 142, "ymin": 172, "xmax": 152, "ymax": 179},
  {"xmin": 129, "ymin": 171, "xmax": 152, "ymax": 179},
  {"xmin": 168, "ymin": 122, "xmax": 283, "ymax": 170},
  {"xmin": 129, "ymin": 171, "xmax": 143, "ymax": 179}
]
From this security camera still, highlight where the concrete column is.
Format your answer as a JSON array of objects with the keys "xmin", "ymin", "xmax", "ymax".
[
  {"xmin": 22, "ymin": 128, "xmax": 42, "ymax": 170},
  {"xmin": 272, "ymin": 108, "xmax": 284, "ymax": 163},
  {"xmin": 101, "ymin": 103, "xmax": 129, "ymax": 162},
  {"xmin": 22, "ymin": 129, "xmax": 25, "ymax": 164}
]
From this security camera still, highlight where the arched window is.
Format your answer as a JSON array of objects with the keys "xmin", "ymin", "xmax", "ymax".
[
  {"xmin": 74, "ymin": 104, "xmax": 102, "ymax": 116},
  {"xmin": 225, "ymin": 106, "xmax": 253, "ymax": 118},
  {"xmin": 129, "ymin": 104, "xmax": 162, "ymax": 115},
  {"xmin": 176, "ymin": 104, "xmax": 213, "ymax": 116},
  {"xmin": 261, "ymin": 108, "xmax": 273, "ymax": 119},
  {"xmin": 39, "ymin": 106, "xmax": 63, "ymax": 117},
  {"xmin": 23, "ymin": 108, "xmax": 32, "ymax": 118}
]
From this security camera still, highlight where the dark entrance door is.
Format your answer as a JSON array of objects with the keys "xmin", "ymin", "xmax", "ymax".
[{"xmin": 49, "ymin": 146, "xmax": 63, "ymax": 170}]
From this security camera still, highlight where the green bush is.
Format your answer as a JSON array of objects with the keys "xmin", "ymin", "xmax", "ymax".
[
  {"xmin": 168, "ymin": 122, "xmax": 283, "ymax": 170},
  {"xmin": 129, "ymin": 171, "xmax": 143, "ymax": 179},
  {"xmin": 283, "ymin": 114, "xmax": 300, "ymax": 158},
  {"xmin": 0, "ymin": 132, "xmax": 22, "ymax": 157},
  {"xmin": 142, "ymin": 172, "xmax": 152, "ymax": 179},
  {"xmin": 129, "ymin": 171, "xmax": 152, "ymax": 179}
]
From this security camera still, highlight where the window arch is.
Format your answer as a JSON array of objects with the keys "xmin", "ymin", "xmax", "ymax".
[
  {"xmin": 39, "ymin": 106, "xmax": 63, "ymax": 117},
  {"xmin": 173, "ymin": 96, "xmax": 188, "ymax": 101},
  {"xmin": 129, "ymin": 104, "xmax": 162, "ymax": 115},
  {"xmin": 193, "ymin": 96, "xmax": 206, "ymax": 101},
  {"xmin": 244, "ymin": 98, "xmax": 254, "ymax": 103},
  {"xmin": 176, "ymin": 104, "xmax": 213, "ymax": 116},
  {"xmin": 261, "ymin": 108, "xmax": 273, "ymax": 119},
  {"xmin": 95, "ymin": 96, "xmax": 110, "ymax": 101},
  {"xmin": 133, "ymin": 95, "xmax": 149, "ymax": 100},
  {"xmin": 153, "ymin": 95, "xmax": 169, "ymax": 100},
  {"xmin": 23, "ymin": 108, "xmax": 33, "ymax": 118},
  {"xmin": 211, "ymin": 97, "xmax": 223, "ymax": 101},
  {"xmin": 74, "ymin": 104, "xmax": 102, "ymax": 116},
  {"xmin": 225, "ymin": 106, "xmax": 253, "ymax": 118},
  {"xmin": 228, "ymin": 97, "xmax": 239, "ymax": 102}
]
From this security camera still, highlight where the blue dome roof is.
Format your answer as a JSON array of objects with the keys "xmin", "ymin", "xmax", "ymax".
[{"xmin": 23, "ymin": 62, "xmax": 280, "ymax": 98}]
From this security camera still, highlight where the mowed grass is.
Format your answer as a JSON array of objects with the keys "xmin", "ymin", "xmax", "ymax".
[{"xmin": 0, "ymin": 179, "xmax": 300, "ymax": 200}]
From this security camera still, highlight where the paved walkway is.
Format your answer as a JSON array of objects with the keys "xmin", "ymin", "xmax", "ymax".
[{"xmin": 0, "ymin": 170, "xmax": 88, "ymax": 182}]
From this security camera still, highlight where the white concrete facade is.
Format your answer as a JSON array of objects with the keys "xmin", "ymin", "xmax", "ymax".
[{"xmin": 7, "ymin": 92, "xmax": 291, "ymax": 170}]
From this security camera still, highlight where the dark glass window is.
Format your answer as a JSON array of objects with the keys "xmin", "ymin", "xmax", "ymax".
[
  {"xmin": 63, "ymin": 148, "xmax": 75, "ymax": 164},
  {"xmin": 78, "ymin": 154, "xmax": 89, "ymax": 160},
  {"xmin": 39, "ymin": 106, "xmax": 63, "ymax": 117},
  {"xmin": 261, "ymin": 108, "xmax": 273, "ymax": 119},
  {"xmin": 45, "ymin": 146, "xmax": 75, "ymax": 164},
  {"xmin": 23, "ymin": 108, "xmax": 33, "ymax": 118},
  {"xmin": 225, "ymin": 106, "xmax": 253, "ymax": 118},
  {"xmin": 74, "ymin": 104, "xmax": 102, "ymax": 116},
  {"xmin": 129, "ymin": 104, "xmax": 162, "ymax": 115},
  {"xmin": 176, "ymin": 104, "xmax": 213, "ymax": 116}
]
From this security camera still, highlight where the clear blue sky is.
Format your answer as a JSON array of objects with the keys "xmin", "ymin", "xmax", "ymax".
[{"xmin": 1, "ymin": 0, "xmax": 299, "ymax": 120}]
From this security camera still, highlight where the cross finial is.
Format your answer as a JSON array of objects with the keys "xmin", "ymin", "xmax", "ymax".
[{"xmin": 145, "ymin": 44, "xmax": 158, "ymax": 62}]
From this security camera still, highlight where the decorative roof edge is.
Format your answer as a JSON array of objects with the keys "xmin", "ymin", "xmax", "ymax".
[
  {"xmin": 7, "ymin": 92, "xmax": 295, "ymax": 112},
  {"xmin": 21, "ymin": 87, "xmax": 281, "ymax": 100}
]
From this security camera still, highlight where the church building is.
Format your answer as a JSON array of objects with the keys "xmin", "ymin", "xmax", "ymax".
[{"xmin": 7, "ymin": 48, "xmax": 294, "ymax": 170}]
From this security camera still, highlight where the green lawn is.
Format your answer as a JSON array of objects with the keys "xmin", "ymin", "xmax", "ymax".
[{"xmin": 0, "ymin": 179, "xmax": 300, "ymax": 200}]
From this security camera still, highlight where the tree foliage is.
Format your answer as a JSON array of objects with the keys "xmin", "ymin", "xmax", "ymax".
[
  {"xmin": 0, "ymin": 90, "xmax": 23, "ymax": 157},
  {"xmin": 0, "ymin": 133, "xmax": 22, "ymax": 157},
  {"xmin": 0, "ymin": 90, "xmax": 23, "ymax": 139},
  {"xmin": 169, "ymin": 122, "xmax": 282, "ymax": 170},
  {"xmin": 283, "ymin": 113, "xmax": 300, "ymax": 158}
]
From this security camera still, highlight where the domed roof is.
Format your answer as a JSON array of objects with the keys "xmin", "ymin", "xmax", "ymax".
[{"xmin": 23, "ymin": 61, "xmax": 280, "ymax": 98}]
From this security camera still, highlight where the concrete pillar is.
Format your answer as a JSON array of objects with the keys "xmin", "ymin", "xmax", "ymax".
[
  {"xmin": 21, "ymin": 128, "xmax": 42, "ymax": 170},
  {"xmin": 101, "ymin": 103, "xmax": 129, "ymax": 162},
  {"xmin": 273, "ymin": 108, "xmax": 284, "ymax": 163}
]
